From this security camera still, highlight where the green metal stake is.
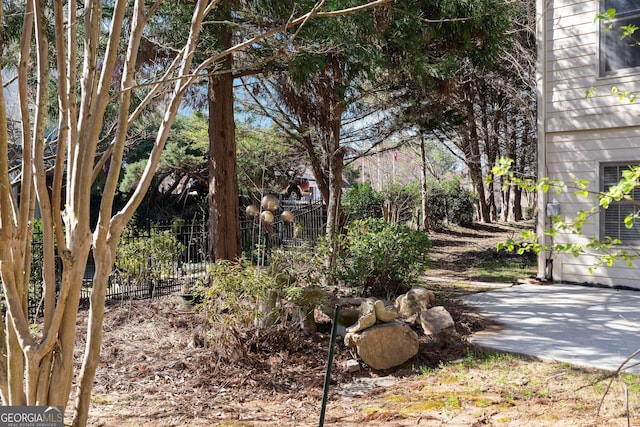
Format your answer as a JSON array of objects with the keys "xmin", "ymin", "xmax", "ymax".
[{"xmin": 319, "ymin": 305, "xmax": 340, "ymax": 427}]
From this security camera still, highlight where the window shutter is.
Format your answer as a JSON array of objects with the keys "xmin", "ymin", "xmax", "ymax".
[{"xmin": 602, "ymin": 165, "xmax": 640, "ymax": 244}]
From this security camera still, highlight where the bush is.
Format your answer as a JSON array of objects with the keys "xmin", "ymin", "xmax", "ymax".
[
  {"xmin": 426, "ymin": 178, "xmax": 476, "ymax": 227},
  {"xmin": 337, "ymin": 218, "xmax": 430, "ymax": 298},
  {"xmin": 342, "ymin": 180, "xmax": 475, "ymax": 228},
  {"xmin": 193, "ymin": 259, "xmax": 280, "ymax": 361},
  {"xmin": 342, "ymin": 182, "xmax": 384, "ymax": 221},
  {"xmin": 195, "ymin": 259, "xmax": 276, "ymax": 324},
  {"xmin": 381, "ymin": 182, "xmax": 420, "ymax": 224},
  {"xmin": 194, "ymin": 256, "xmax": 332, "ymax": 357},
  {"xmin": 114, "ymin": 226, "xmax": 185, "ymax": 294}
]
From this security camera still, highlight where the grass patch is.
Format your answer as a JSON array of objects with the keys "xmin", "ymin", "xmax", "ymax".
[
  {"xmin": 90, "ymin": 395, "xmax": 111, "ymax": 405},
  {"xmin": 474, "ymin": 258, "xmax": 536, "ymax": 283},
  {"xmin": 459, "ymin": 348, "xmax": 517, "ymax": 369},
  {"xmin": 415, "ymin": 365, "xmax": 435, "ymax": 376},
  {"xmin": 621, "ymin": 372, "xmax": 640, "ymax": 393}
]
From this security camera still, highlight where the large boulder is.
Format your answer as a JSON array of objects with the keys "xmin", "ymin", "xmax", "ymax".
[
  {"xmin": 345, "ymin": 322, "xmax": 419, "ymax": 370},
  {"xmin": 395, "ymin": 288, "xmax": 436, "ymax": 318}
]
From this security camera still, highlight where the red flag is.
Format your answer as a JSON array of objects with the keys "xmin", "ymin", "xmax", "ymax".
[{"xmin": 393, "ymin": 151, "xmax": 398, "ymax": 162}]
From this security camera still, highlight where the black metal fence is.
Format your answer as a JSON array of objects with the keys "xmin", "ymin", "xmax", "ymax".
[
  {"xmin": 84, "ymin": 218, "xmax": 210, "ymax": 304},
  {"xmin": 25, "ymin": 219, "xmax": 210, "ymax": 319},
  {"xmin": 241, "ymin": 199, "xmax": 325, "ymax": 264},
  {"xmin": 23, "ymin": 200, "xmax": 324, "ymax": 319}
]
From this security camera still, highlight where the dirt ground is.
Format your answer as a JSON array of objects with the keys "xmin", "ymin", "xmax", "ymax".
[{"xmin": 81, "ymin": 222, "xmax": 640, "ymax": 426}]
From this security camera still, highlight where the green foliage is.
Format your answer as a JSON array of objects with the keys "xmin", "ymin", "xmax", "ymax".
[
  {"xmin": 236, "ymin": 122, "xmax": 304, "ymax": 198},
  {"xmin": 425, "ymin": 178, "xmax": 477, "ymax": 227},
  {"xmin": 195, "ymin": 259, "xmax": 278, "ymax": 327},
  {"xmin": 342, "ymin": 182, "xmax": 384, "ymax": 221},
  {"xmin": 118, "ymin": 161, "xmax": 148, "ymax": 194},
  {"xmin": 381, "ymin": 182, "xmax": 421, "ymax": 224},
  {"xmin": 194, "ymin": 250, "xmax": 332, "ymax": 354},
  {"xmin": 160, "ymin": 113, "xmax": 209, "ymax": 173},
  {"xmin": 343, "ymin": 179, "xmax": 476, "ymax": 228},
  {"xmin": 595, "ymin": 8, "xmax": 617, "ymax": 27},
  {"xmin": 192, "ymin": 259, "xmax": 286, "ymax": 361},
  {"xmin": 268, "ymin": 246, "xmax": 326, "ymax": 290},
  {"xmin": 120, "ymin": 113, "xmax": 208, "ymax": 194},
  {"xmin": 491, "ymin": 157, "xmax": 640, "ymax": 272},
  {"xmin": 337, "ymin": 218, "xmax": 431, "ymax": 298},
  {"xmin": 114, "ymin": 226, "xmax": 185, "ymax": 287},
  {"xmin": 267, "ymin": 247, "xmax": 336, "ymax": 315}
]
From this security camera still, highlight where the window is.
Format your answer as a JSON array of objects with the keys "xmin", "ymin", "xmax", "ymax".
[
  {"xmin": 601, "ymin": 164, "xmax": 640, "ymax": 245},
  {"xmin": 599, "ymin": 0, "xmax": 640, "ymax": 75}
]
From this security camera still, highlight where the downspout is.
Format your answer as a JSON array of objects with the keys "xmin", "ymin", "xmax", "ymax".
[{"xmin": 536, "ymin": 0, "xmax": 551, "ymax": 281}]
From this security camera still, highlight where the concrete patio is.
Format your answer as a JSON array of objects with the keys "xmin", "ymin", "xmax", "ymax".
[{"xmin": 460, "ymin": 283, "xmax": 640, "ymax": 373}]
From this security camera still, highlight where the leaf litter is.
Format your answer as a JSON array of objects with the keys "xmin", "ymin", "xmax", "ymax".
[{"xmin": 78, "ymin": 222, "xmax": 640, "ymax": 426}]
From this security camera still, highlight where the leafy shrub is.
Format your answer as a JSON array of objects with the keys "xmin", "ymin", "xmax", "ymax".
[
  {"xmin": 268, "ymin": 246, "xmax": 326, "ymax": 291},
  {"xmin": 337, "ymin": 218, "xmax": 430, "ymax": 298},
  {"xmin": 426, "ymin": 178, "xmax": 476, "ymax": 227},
  {"xmin": 342, "ymin": 182, "xmax": 384, "ymax": 221},
  {"xmin": 114, "ymin": 226, "xmax": 185, "ymax": 293},
  {"xmin": 195, "ymin": 259, "xmax": 276, "ymax": 325},
  {"xmin": 381, "ymin": 182, "xmax": 420, "ymax": 224},
  {"xmin": 194, "ymin": 259, "xmax": 293, "ymax": 360}
]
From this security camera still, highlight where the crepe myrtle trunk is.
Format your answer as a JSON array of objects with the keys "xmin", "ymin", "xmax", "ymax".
[{"xmin": 0, "ymin": 1, "xmax": 210, "ymax": 425}]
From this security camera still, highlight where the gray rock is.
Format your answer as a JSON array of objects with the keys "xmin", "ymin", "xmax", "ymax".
[
  {"xmin": 337, "ymin": 376, "xmax": 398, "ymax": 397},
  {"xmin": 419, "ymin": 306, "xmax": 455, "ymax": 336},
  {"xmin": 395, "ymin": 288, "xmax": 436, "ymax": 318},
  {"xmin": 344, "ymin": 359, "xmax": 361, "ymax": 373},
  {"xmin": 374, "ymin": 300, "xmax": 397, "ymax": 322},
  {"xmin": 345, "ymin": 298, "xmax": 376, "ymax": 333},
  {"xmin": 349, "ymin": 322, "xmax": 419, "ymax": 370}
]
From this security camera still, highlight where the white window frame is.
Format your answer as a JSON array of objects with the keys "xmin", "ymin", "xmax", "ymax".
[
  {"xmin": 598, "ymin": 0, "xmax": 640, "ymax": 77},
  {"xmin": 600, "ymin": 163, "xmax": 640, "ymax": 245}
]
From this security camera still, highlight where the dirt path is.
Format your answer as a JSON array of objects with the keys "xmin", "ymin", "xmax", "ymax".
[{"xmin": 81, "ymin": 222, "xmax": 639, "ymax": 426}]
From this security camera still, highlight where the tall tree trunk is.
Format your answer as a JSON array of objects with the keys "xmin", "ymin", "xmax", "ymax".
[
  {"xmin": 511, "ymin": 119, "xmax": 530, "ymax": 222},
  {"xmin": 500, "ymin": 184, "xmax": 509, "ymax": 222},
  {"xmin": 513, "ymin": 185, "xmax": 523, "ymax": 221},
  {"xmin": 208, "ymin": 0, "xmax": 240, "ymax": 261},
  {"xmin": 477, "ymin": 82, "xmax": 497, "ymax": 222},
  {"xmin": 420, "ymin": 135, "xmax": 429, "ymax": 231},
  {"xmin": 459, "ymin": 93, "xmax": 490, "ymax": 223},
  {"xmin": 506, "ymin": 106, "xmax": 517, "ymax": 222},
  {"xmin": 467, "ymin": 130, "xmax": 490, "ymax": 222}
]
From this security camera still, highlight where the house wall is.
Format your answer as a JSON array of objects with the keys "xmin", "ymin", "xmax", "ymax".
[{"xmin": 539, "ymin": 0, "xmax": 640, "ymax": 288}]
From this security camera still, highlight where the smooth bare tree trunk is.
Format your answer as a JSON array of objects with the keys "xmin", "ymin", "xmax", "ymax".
[{"xmin": 0, "ymin": 0, "xmax": 210, "ymax": 424}]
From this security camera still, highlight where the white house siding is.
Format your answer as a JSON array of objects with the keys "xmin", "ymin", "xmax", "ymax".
[{"xmin": 538, "ymin": 0, "xmax": 640, "ymax": 288}]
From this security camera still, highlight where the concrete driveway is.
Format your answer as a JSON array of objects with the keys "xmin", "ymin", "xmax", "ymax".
[{"xmin": 460, "ymin": 283, "xmax": 640, "ymax": 373}]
